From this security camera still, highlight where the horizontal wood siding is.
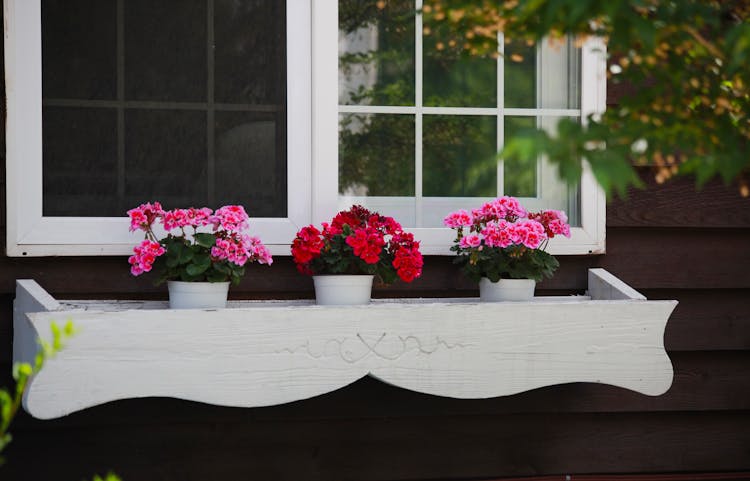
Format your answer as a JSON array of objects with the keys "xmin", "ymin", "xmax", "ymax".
[{"xmin": 1, "ymin": 8, "xmax": 748, "ymax": 478}]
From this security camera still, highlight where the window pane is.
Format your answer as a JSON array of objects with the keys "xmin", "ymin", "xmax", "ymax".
[
  {"xmin": 124, "ymin": 110, "xmax": 207, "ymax": 208},
  {"xmin": 504, "ymin": 116, "xmax": 536, "ymax": 197},
  {"xmin": 423, "ymin": 11, "xmax": 496, "ymax": 108},
  {"xmin": 42, "ymin": 0, "xmax": 117, "ymax": 100},
  {"xmin": 423, "ymin": 115, "xmax": 497, "ymax": 197},
  {"xmin": 339, "ymin": 114, "xmax": 415, "ymax": 196},
  {"xmin": 505, "ymin": 38, "xmax": 581, "ymax": 109},
  {"xmin": 339, "ymin": 0, "xmax": 415, "ymax": 106},
  {"xmin": 504, "ymin": 40, "xmax": 535, "ymax": 109},
  {"xmin": 43, "ymin": 107, "xmax": 118, "ymax": 216},
  {"xmin": 215, "ymin": 0, "xmax": 286, "ymax": 104},
  {"xmin": 125, "ymin": 0, "xmax": 207, "ymax": 102},
  {"xmin": 215, "ymin": 111, "xmax": 286, "ymax": 217}
]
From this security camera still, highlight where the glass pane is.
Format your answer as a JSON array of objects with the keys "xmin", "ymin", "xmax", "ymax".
[
  {"xmin": 215, "ymin": 111, "xmax": 286, "ymax": 217},
  {"xmin": 423, "ymin": 8, "xmax": 496, "ymax": 108},
  {"xmin": 423, "ymin": 115, "xmax": 497, "ymax": 197},
  {"xmin": 43, "ymin": 107, "xmax": 118, "ymax": 216},
  {"xmin": 339, "ymin": 0, "xmax": 415, "ymax": 106},
  {"xmin": 215, "ymin": 0, "xmax": 285, "ymax": 104},
  {"xmin": 125, "ymin": 0, "xmax": 207, "ymax": 102},
  {"xmin": 339, "ymin": 114, "xmax": 415, "ymax": 196},
  {"xmin": 124, "ymin": 110, "xmax": 207, "ymax": 208},
  {"xmin": 504, "ymin": 116, "xmax": 536, "ymax": 197},
  {"xmin": 505, "ymin": 37, "xmax": 581, "ymax": 109},
  {"xmin": 504, "ymin": 39, "xmax": 535, "ymax": 108},
  {"xmin": 42, "ymin": 0, "xmax": 117, "ymax": 100}
]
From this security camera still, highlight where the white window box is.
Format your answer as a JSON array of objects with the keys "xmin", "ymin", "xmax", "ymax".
[{"xmin": 14, "ymin": 269, "xmax": 675, "ymax": 420}]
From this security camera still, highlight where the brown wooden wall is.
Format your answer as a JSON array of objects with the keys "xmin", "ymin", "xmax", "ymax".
[{"xmin": 1, "ymin": 17, "xmax": 750, "ymax": 481}]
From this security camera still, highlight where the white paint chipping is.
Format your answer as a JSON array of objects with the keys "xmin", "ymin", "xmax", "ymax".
[{"xmin": 13, "ymin": 270, "xmax": 675, "ymax": 419}]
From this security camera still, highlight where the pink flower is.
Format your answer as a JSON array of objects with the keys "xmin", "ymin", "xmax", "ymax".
[
  {"xmin": 459, "ymin": 234, "xmax": 482, "ymax": 248},
  {"xmin": 481, "ymin": 221, "xmax": 514, "ymax": 248},
  {"xmin": 443, "ymin": 209, "xmax": 473, "ymax": 228},
  {"xmin": 127, "ymin": 202, "xmax": 163, "ymax": 232},
  {"xmin": 212, "ymin": 205, "xmax": 249, "ymax": 232},
  {"xmin": 128, "ymin": 239, "xmax": 165, "ymax": 276}
]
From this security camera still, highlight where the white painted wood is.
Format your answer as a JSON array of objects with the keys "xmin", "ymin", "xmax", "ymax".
[
  {"xmin": 588, "ymin": 268, "xmax": 647, "ymax": 301},
  {"xmin": 15, "ymin": 270, "xmax": 675, "ymax": 420},
  {"xmin": 13, "ymin": 280, "xmax": 61, "ymax": 365},
  {"xmin": 4, "ymin": 0, "xmax": 311, "ymax": 256}
]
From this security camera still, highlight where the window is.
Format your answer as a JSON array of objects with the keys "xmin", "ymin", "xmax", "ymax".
[
  {"xmin": 312, "ymin": 1, "xmax": 606, "ymax": 255},
  {"xmin": 6, "ymin": 0, "xmax": 605, "ymax": 257},
  {"xmin": 5, "ymin": 0, "xmax": 310, "ymax": 255}
]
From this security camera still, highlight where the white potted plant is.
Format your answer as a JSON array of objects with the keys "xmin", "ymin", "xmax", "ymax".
[
  {"xmin": 291, "ymin": 205, "xmax": 424, "ymax": 305},
  {"xmin": 444, "ymin": 196, "xmax": 571, "ymax": 301},
  {"xmin": 127, "ymin": 202, "xmax": 272, "ymax": 309}
]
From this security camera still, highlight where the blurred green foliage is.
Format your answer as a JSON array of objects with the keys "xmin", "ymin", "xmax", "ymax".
[{"xmin": 424, "ymin": 0, "xmax": 750, "ymax": 197}]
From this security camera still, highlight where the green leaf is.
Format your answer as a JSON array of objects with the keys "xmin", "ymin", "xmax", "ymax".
[{"xmin": 193, "ymin": 233, "xmax": 216, "ymax": 249}]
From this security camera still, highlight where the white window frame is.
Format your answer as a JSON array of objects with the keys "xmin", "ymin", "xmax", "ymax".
[
  {"xmin": 6, "ymin": 0, "xmax": 605, "ymax": 257},
  {"xmin": 4, "ymin": 0, "xmax": 311, "ymax": 256},
  {"xmin": 312, "ymin": 1, "xmax": 606, "ymax": 255}
]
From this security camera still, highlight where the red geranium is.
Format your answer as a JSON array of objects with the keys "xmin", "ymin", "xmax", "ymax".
[{"xmin": 291, "ymin": 205, "xmax": 423, "ymax": 284}]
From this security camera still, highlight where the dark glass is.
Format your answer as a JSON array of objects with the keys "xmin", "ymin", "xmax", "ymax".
[
  {"xmin": 339, "ymin": 114, "xmax": 415, "ymax": 196},
  {"xmin": 423, "ymin": 115, "xmax": 497, "ymax": 197},
  {"xmin": 125, "ymin": 0, "xmax": 207, "ymax": 101},
  {"xmin": 215, "ymin": 111, "xmax": 286, "ymax": 217},
  {"xmin": 215, "ymin": 0, "xmax": 285, "ymax": 104},
  {"xmin": 422, "ymin": 0, "xmax": 496, "ymax": 108},
  {"xmin": 504, "ymin": 40, "xmax": 536, "ymax": 109},
  {"xmin": 42, "ymin": 0, "xmax": 117, "ymax": 100},
  {"xmin": 124, "ymin": 110, "xmax": 207, "ymax": 208},
  {"xmin": 339, "ymin": 0, "xmax": 416, "ymax": 106},
  {"xmin": 504, "ymin": 116, "xmax": 537, "ymax": 197},
  {"xmin": 43, "ymin": 107, "xmax": 118, "ymax": 215}
]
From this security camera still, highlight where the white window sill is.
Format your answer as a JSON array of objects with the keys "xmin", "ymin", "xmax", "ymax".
[{"xmin": 14, "ymin": 269, "xmax": 675, "ymax": 420}]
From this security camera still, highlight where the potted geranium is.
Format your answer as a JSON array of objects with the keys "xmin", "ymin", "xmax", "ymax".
[
  {"xmin": 127, "ymin": 202, "xmax": 272, "ymax": 309},
  {"xmin": 291, "ymin": 205, "xmax": 423, "ymax": 305},
  {"xmin": 444, "ymin": 196, "xmax": 571, "ymax": 301}
]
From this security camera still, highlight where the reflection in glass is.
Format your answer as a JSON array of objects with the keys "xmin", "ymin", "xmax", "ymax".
[
  {"xmin": 505, "ymin": 37, "xmax": 581, "ymax": 109},
  {"xmin": 215, "ymin": 112, "xmax": 286, "ymax": 217},
  {"xmin": 43, "ymin": 107, "xmax": 118, "ymax": 216},
  {"xmin": 124, "ymin": 110, "xmax": 207, "ymax": 208},
  {"xmin": 339, "ymin": 0, "xmax": 415, "ymax": 106},
  {"xmin": 42, "ymin": 0, "xmax": 117, "ymax": 100},
  {"xmin": 339, "ymin": 114, "xmax": 415, "ymax": 196},
  {"xmin": 504, "ymin": 116, "xmax": 537, "ymax": 197},
  {"xmin": 423, "ymin": 10, "xmax": 496, "ymax": 107},
  {"xmin": 215, "ymin": 0, "xmax": 285, "ymax": 104},
  {"xmin": 423, "ymin": 115, "xmax": 497, "ymax": 197}
]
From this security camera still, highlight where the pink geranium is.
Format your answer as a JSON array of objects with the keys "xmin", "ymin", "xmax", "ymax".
[
  {"xmin": 444, "ymin": 196, "xmax": 570, "ymax": 282},
  {"xmin": 127, "ymin": 202, "xmax": 271, "ymax": 284}
]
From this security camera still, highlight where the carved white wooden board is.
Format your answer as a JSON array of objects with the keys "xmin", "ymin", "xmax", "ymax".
[{"xmin": 14, "ymin": 269, "xmax": 676, "ymax": 419}]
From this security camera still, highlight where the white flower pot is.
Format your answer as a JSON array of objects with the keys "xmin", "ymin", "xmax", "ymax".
[
  {"xmin": 479, "ymin": 277, "xmax": 536, "ymax": 302},
  {"xmin": 167, "ymin": 281, "xmax": 230, "ymax": 309},
  {"xmin": 313, "ymin": 275, "xmax": 374, "ymax": 306}
]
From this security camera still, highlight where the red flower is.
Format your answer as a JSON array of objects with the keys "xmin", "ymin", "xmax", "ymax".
[
  {"xmin": 291, "ymin": 225, "xmax": 324, "ymax": 266},
  {"xmin": 346, "ymin": 227, "xmax": 384, "ymax": 264},
  {"xmin": 392, "ymin": 246, "xmax": 423, "ymax": 283}
]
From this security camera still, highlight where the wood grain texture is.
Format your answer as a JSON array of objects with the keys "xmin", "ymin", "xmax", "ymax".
[
  {"xmin": 607, "ymin": 171, "xmax": 750, "ymax": 228},
  {"xmin": 17, "ymin": 276, "xmax": 674, "ymax": 419},
  {"xmin": 3, "ymin": 411, "xmax": 749, "ymax": 480}
]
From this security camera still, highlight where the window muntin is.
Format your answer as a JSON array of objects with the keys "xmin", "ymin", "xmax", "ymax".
[{"xmin": 337, "ymin": 0, "xmax": 583, "ymax": 229}]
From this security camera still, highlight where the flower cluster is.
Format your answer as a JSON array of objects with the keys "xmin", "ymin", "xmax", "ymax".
[
  {"xmin": 444, "ymin": 196, "xmax": 571, "ymax": 282},
  {"xmin": 291, "ymin": 205, "xmax": 423, "ymax": 284},
  {"xmin": 127, "ymin": 202, "xmax": 271, "ymax": 284}
]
